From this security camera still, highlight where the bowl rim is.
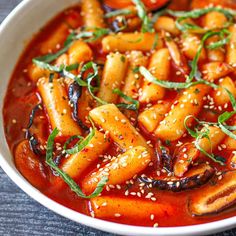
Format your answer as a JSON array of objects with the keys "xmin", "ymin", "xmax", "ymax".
[{"xmin": 0, "ymin": 0, "xmax": 236, "ymax": 235}]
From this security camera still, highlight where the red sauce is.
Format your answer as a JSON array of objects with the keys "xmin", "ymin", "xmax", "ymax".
[{"xmin": 3, "ymin": 0, "xmax": 236, "ymax": 228}]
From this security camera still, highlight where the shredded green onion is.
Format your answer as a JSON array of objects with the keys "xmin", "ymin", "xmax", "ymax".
[
  {"xmin": 188, "ymin": 29, "xmax": 231, "ymax": 82},
  {"xmin": 33, "ymin": 28, "xmax": 110, "ymax": 65},
  {"xmin": 166, "ymin": 7, "xmax": 236, "ymax": 32},
  {"xmin": 206, "ymin": 29, "xmax": 231, "ymax": 50},
  {"xmin": 139, "ymin": 66, "xmax": 218, "ymax": 89},
  {"xmin": 32, "ymin": 60, "xmax": 88, "ymax": 87},
  {"xmin": 131, "ymin": 0, "xmax": 153, "ymax": 33},
  {"xmin": 184, "ymin": 116, "xmax": 225, "ymax": 165},
  {"xmin": 46, "ymin": 128, "xmax": 108, "ymax": 198},
  {"xmin": 64, "ymin": 127, "xmax": 95, "ymax": 155},
  {"xmin": 218, "ymin": 111, "xmax": 236, "ymax": 140},
  {"xmin": 80, "ymin": 62, "xmax": 108, "ymax": 105},
  {"xmin": 113, "ymin": 88, "xmax": 140, "ymax": 111},
  {"xmin": 104, "ymin": 9, "xmax": 133, "ymax": 18}
]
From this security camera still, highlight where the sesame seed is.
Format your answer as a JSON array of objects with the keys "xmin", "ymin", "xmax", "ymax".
[
  {"xmin": 101, "ymin": 202, "xmax": 107, "ymax": 207},
  {"xmin": 137, "ymin": 192, "xmax": 142, "ymax": 197},
  {"xmin": 183, "ymin": 154, "xmax": 188, "ymax": 159},
  {"xmin": 116, "ymin": 184, "xmax": 121, "ymax": 190},
  {"xmin": 121, "ymin": 119, "xmax": 127, "ymax": 124},
  {"xmin": 153, "ymin": 223, "xmax": 159, "ymax": 228},
  {"xmin": 221, "ymin": 144, "xmax": 227, "ymax": 149},
  {"xmin": 218, "ymin": 175, "xmax": 223, "ymax": 180}
]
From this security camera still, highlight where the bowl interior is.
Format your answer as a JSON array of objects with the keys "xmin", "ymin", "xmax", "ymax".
[{"xmin": 0, "ymin": 0, "xmax": 236, "ymax": 235}]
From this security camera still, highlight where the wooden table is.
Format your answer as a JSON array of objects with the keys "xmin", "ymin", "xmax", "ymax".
[{"xmin": 0, "ymin": 1, "xmax": 236, "ymax": 235}]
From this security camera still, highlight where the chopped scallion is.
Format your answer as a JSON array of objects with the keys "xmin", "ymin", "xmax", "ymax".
[{"xmin": 46, "ymin": 128, "xmax": 108, "ymax": 198}]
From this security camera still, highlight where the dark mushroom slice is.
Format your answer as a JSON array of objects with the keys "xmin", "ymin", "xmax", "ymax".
[
  {"xmin": 111, "ymin": 16, "xmax": 128, "ymax": 32},
  {"xmin": 139, "ymin": 163, "xmax": 215, "ymax": 192},
  {"xmin": 27, "ymin": 133, "xmax": 42, "ymax": 156},
  {"xmin": 189, "ymin": 171, "xmax": 236, "ymax": 216},
  {"xmin": 68, "ymin": 81, "xmax": 89, "ymax": 131},
  {"xmin": 155, "ymin": 140, "xmax": 173, "ymax": 172},
  {"xmin": 229, "ymin": 152, "xmax": 236, "ymax": 169},
  {"xmin": 25, "ymin": 103, "xmax": 44, "ymax": 156}
]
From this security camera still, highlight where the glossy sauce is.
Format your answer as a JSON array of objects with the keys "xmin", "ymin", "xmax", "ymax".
[{"xmin": 3, "ymin": 1, "xmax": 236, "ymax": 227}]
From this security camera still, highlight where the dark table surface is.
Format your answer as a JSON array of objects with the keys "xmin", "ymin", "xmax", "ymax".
[{"xmin": 0, "ymin": 1, "xmax": 236, "ymax": 236}]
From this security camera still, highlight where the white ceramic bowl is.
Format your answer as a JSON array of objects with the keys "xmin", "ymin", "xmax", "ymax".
[{"xmin": 0, "ymin": 0, "xmax": 236, "ymax": 235}]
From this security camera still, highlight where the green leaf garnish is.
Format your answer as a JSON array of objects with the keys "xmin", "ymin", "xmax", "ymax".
[
  {"xmin": 32, "ymin": 59, "xmax": 60, "ymax": 71},
  {"xmin": 218, "ymin": 111, "xmax": 236, "ymax": 123},
  {"xmin": 176, "ymin": 22, "xmax": 204, "ymax": 33},
  {"xmin": 46, "ymin": 128, "xmax": 108, "ymax": 198},
  {"xmin": 188, "ymin": 29, "xmax": 230, "ymax": 82},
  {"xmin": 218, "ymin": 111, "xmax": 236, "ymax": 140},
  {"xmin": 224, "ymin": 88, "xmax": 236, "ymax": 111},
  {"xmin": 139, "ymin": 66, "xmax": 218, "ymax": 89},
  {"xmin": 104, "ymin": 9, "xmax": 133, "ymax": 18},
  {"xmin": 206, "ymin": 29, "xmax": 231, "ymax": 50},
  {"xmin": 132, "ymin": 66, "xmax": 140, "ymax": 73},
  {"xmin": 80, "ymin": 62, "xmax": 108, "ymax": 105},
  {"xmin": 64, "ymin": 127, "xmax": 96, "ymax": 155},
  {"xmin": 131, "ymin": 0, "xmax": 153, "ymax": 33},
  {"xmin": 83, "ymin": 28, "xmax": 111, "ymax": 42},
  {"xmin": 65, "ymin": 63, "xmax": 80, "ymax": 71},
  {"xmin": 165, "ymin": 140, "xmax": 171, "ymax": 146},
  {"xmin": 113, "ymin": 88, "xmax": 140, "ymax": 111},
  {"xmin": 218, "ymin": 122, "xmax": 236, "ymax": 140},
  {"xmin": 33, "ymin": 28, "xmax": 110, "ymax": 65},
  {"xmin": 166, "ymin": 7, "xmax": 236, "ymax": 32},
  {"xmin": 195, "ymin": 130, "xmax": 226, "ymax": 164},
  {"xmin": 184, "ymin": 116, "xmax": 225, "ymax": 165},
  {"xmin": 35, "ymin": 46, "xmax": 71, "ymax": 64},
  {"xmin": 32, "ymin": 59, "xmax": 88, "ymax": 87},
  {"xmin": 152, "ymin": 33, "xmax": 159, "ymax": 50},
  {"xmin": 166, "ymin": 7, "xmax": 236, "ymax": 18},
  {"xmin": 63, "ymin": 135, "xmax": 83, "ymax": 151}
]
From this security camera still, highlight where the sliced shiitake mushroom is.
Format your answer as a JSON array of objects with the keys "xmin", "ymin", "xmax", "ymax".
[
  {"xmin": 139, "ymin": 163, "xmax": 215, "ymax": 192},
  {"xmin": 155, "ymin": 140, "xmax": 173, "ymax": 172},
  {"xmin": 189, "ymin": 171, "xmax": 236, "ymax": 216},
  {"xmin": 68, "ymin": 81, "xmax": 89, "ymax": 131},
  {"xmin": 229, "ymin": 153, "xmax": 236, "ymax": 169},
  {"xmin": 25, "ymin": 103, "xmax": 46, "ymax": 156}
]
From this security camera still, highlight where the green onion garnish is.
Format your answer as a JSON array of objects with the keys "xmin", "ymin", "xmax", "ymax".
[
  {"xmin": 188, "ymin": 29, "xmax": 231, "ymax": 82},
  {"xmin": 131, "ymin": 0, "xmax": 153, "ymax": 33},
  {"xmin": 113, "ymin": 88, "xmax": 140, "ymax": 111},
  {"xmin": 46, "ymin": 128, "xmax": 108, "ymax": 198},
  {"xmin": 104, "ymin": 9, "xmax": 133, "ymax": 18},
  {"xmin": 184, "ymin": 116, "xmax": 226, "ymax": 165}
]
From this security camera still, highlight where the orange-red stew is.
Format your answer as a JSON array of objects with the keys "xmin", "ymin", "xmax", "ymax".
[{"xmin": 4, "ymin": 0, "xmax": 236, "ymax": 227}]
